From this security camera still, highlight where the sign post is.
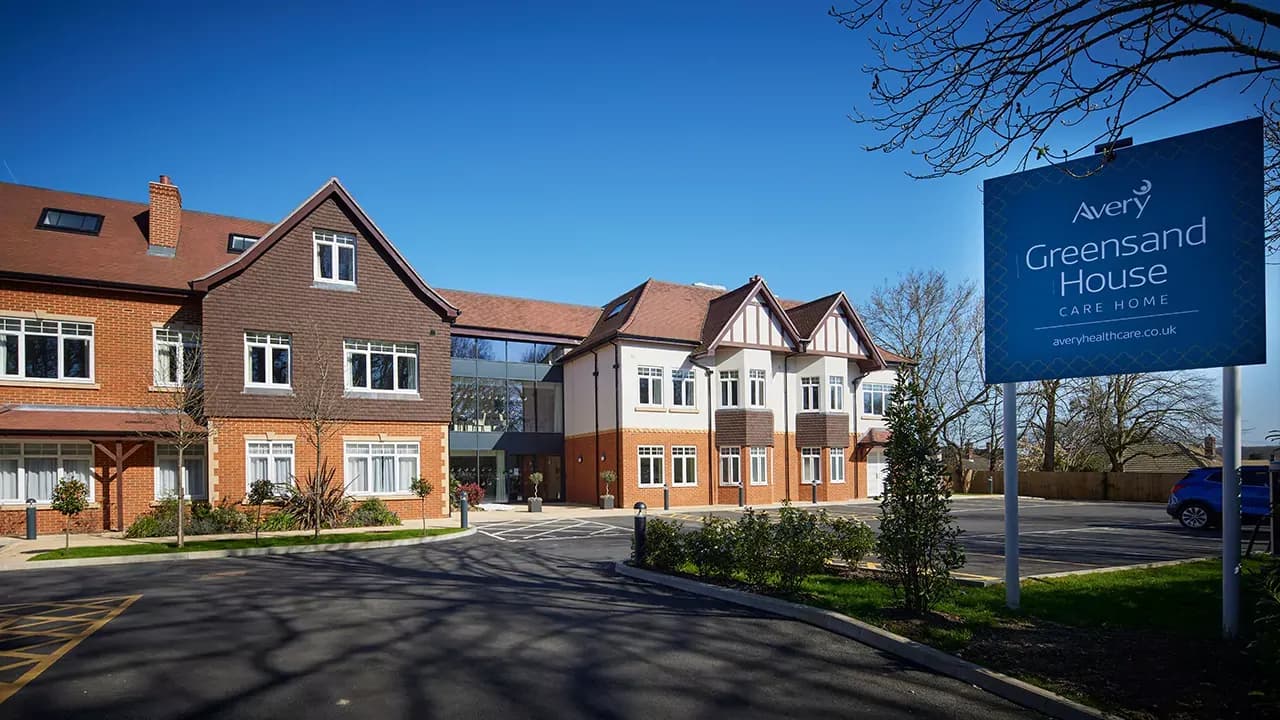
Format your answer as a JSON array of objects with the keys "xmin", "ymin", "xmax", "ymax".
[{"xmin": 983, "ymin": 118, "xmax": 1266, "ymax": 634}]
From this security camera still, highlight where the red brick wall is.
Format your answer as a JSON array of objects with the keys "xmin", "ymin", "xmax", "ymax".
[
  {"xmin": 0, "ymin": 281, "xmax": 197, "ymax": 407},
  {"xmin": 0, "ymin": 441, "xmax": 157, "ymax": 535},
  {"xmin": 209, "ymin": 417, "xmax": 449, "ymax": 519}
]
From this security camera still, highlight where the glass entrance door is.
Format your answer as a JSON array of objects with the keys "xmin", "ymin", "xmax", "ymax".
[{"xmin": 450, "ymin": 452, "xmax": 505, "ymax": 503}]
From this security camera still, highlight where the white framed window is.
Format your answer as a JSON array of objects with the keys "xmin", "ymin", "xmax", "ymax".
[
  {"xmin": 637, "ymin": 446, "xmax": 664, "ymax": 487},
  {"xmin": 0, "ymin": 317, "xmax": 93, "ymax": 382},
  {"xmin": 671, "ymin": 369, "xmax": 695, "ymax": 408},
  {"xmin": 244, "ymin": 332, "xmax": 291, "ymax": 388},
  {"xmin": 153, "ymin": 327, "xmax": 200, "ymax": 387},
  {"xmin": 246, "ymin": 440, "xmax": 295, "ymax": 491},
  {"xmin": 829, "ymin": 448, "xmax": 846, "ymax": 483},
  {"xmin": 671, "ymin": 446, "xmax": 697, "ymax": 486},
  {"xmin": 637, "ymin": 366, "xmax": 664, "ymax": 407},
  {"xmin": 313, "ymin": 229, "xmax": 356, "ymax": 284},
  {"xmin": 0, "ymin": 442, "xmax": 93, "ymax": 504},
  {"xmin": 345, "ymin": 442, "xmax": 419, "ymax": 495},
  {"xmin": 863, "ymin": 382, "xmax": 893, "ymax": 416},
  {"xmin": 801, "ymin": 377, "xmax": 821, "ymax": 411},
  {"xmin": 345, "ymin": 339, "xmax": 418, "ymax": 393},
  {"xmin": 748, "ymin": 369, "xmax": 766, "ymax": 407},
  {"xmin": 719, "ymin": 447, "xmax": 741, "ymax": 486},
  {"xmin": 828, "ymin": 376, "xmax": 845, "ymax": 412},
  {"xmin": 155, "ymin": 444, "xmax": 207, "ymax": 499},
  {"xmin": 801, "ymin": 447, "xmax": 822, "ymax": 484},
  {"xmin": 719, "ymin": 370, "xmax": 740, "ymax": 408},
  {"xmin": 749, "ymin": 447, "xmax": 769, "ymax": 486}
]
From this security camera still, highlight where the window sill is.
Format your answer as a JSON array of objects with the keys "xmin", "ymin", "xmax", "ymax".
[
  {"xmin": 670, "ymin": 483, "xmax": 698, "ymax": 489},
  {"xmin": 348, "ymin": 493, "xmax": 419, "ymax": 500},
  {"xmin": 149, "ymin": 498, "xmax": 209, "ymax": 506},
  {"xmin": 749, "ymin": 482, "xmax": 769, "ymax": 487},
  {"xmin": 311, "ymin": 281, "xmax": 358, "ymax": 292},
  {"xmin": 829, "ymin": 480, "xmax": 846, "ymax": 484},
  {"xmin": 860, "ymin": 415, "xmax": 883, "ymax": 421},
  {"xmin": 637, "ymin": 484, "xmax": 665, "ymax": 490},
  {"xmin": 0, "ymin": 378, "xmax": 99, "ymax": 390},
  {"xmin": 2, "ymin": 502, "xmax": 101, "ymax": 510},
  {"xmin": 634, "ymin": 405, "xmax": 666, "ymax": 413},
  {"xmin": 668, "ymin": 407, "xmax": 700, "ymax": 414},
  {"xmin": 149, "ymin": 385, "xmax": 183, "ymax": 393},
  {"xmin": 243, "ymin": 387, "xmax": 294, "ymax": 397},
  {"xmin": 344, "ymin": 391, "xmax": 421, "ymax": 401}
]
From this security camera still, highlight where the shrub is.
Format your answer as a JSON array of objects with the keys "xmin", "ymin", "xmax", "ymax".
[
  {"xmin": 280, "ymin": 462, "xmax": 350, "ymax": 534},
  {"xmin": 770, "ymin": 503, "xmax": 832, "ymax": 593},
  {"xmin": 346, "ymin": 498, "xmax": 402, "ymax": 528},
  {"xmin": 260, "ymin": 510, "xmax": 298, "ymax": 532},
  {"xmin": 247, "ymin": 478, "xmax": 275, "ymax": 541},
  {"xmin": 126, "ymin": 496, "xmax": 184, "ymax": 538},
  {"xmin": 639, "ymin": 518, "xmax": 686, "ymax": 571},
  {"xmin": 734, "ymin": 508, "xmax": 776, "ymax": 587},
  {"xmin": 456, "ymin": 482, "xmax": 485, "ymax": 509},
  {"xmin": 124, "ymin": 514, "xmax": 164, "ymax": 539},
  {"xmin": 1252, "ymin": 559, "xmax": 1280, "ymax": 679},
  {"xmin": 189, "ymin": 502, "xmax": 252, "ymax": 535},
  {"xmin": 826, "ymin": 515, "xmax": 876, "ymax": 569},
  {"xmin": 51, "ymin": 476, "xmax": 89, "ymax": 549},
  {"xmin": 687, "ymin": 516, "xmax": 739, "ymax": 581}
]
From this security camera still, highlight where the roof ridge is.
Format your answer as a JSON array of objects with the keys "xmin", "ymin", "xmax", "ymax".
[
  {"xmin": 436, "ymin": 286, "xmax": 603, "ymax": 311},
  {"xmin": 616, "ymin": 278, "xmax": 654, "ymax": 334}
]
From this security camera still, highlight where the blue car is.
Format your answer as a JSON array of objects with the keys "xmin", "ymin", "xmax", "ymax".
[{"xmin": 1166, "ymin": 466, "xmax": 1274, "ymax": 530}]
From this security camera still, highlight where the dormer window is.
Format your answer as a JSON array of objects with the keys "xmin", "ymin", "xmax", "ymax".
[
  {"xmin": 227, "ymin": 234, "xmax": 258, "ymax": 253},
  {"xmin": 314, "ymin": 230, "xmax": 356, "ymax": 285},
  {"xmin": 604, "ymin": 298, "xmax": 628, "ymax": 320},
  {"xmin": 37, "ymin": 208, "xmax": 103, "ymax": 236}
]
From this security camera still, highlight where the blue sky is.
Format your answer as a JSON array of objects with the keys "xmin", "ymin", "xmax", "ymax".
[{"xmin": 1, "ymin": 1, "xmax": 1276, "ymax": 441}]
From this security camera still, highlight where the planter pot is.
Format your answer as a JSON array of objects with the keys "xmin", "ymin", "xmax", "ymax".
[
  {"xmin": 527, "ymin": 497, "xmax": 543, "ymax": 513},
  {"xmin": 599, "ymin": 494, "xmax": 615, "ymax": 510}
]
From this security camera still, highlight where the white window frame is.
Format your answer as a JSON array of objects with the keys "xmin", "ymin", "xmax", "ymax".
[
  {"xmin": 829, "ymin": 448, "xmax": 846, "ymax": 484},
  {"xmin": 671, "ymin": 369, "xmax": 696, "ymax": 408},
  {"xmin": 0, "ymin": 442, "xmax": 94, "ymax": 504},
  {"xmin": 719, "ymin": 370, "xmax": 740, "ymax": 408},
  {"xmin": 748, "ymin": 369, "xmax": 766, "ymax": 408},
  {"xmin": 153, "ymin": 327, "xmax": 200, "ymax": 388},
  {"xmin": 246, "ymin": 440, "xmax": 295, "ymax": 492},
  {"xmin": 344, "ymin": 441, "xmax": 420, "ymax": 496},
  {"xmin": 828, "ymin": 376, "xmax": 845, "ymax": 412},
  {"xmin": 154, "ymin": 443, "xmax": 208, "ymax": 500},
  {"xmin": 719, "ymin": 447, "xmax": 741, "ymax": 486},
  {"xmin": 637, "ymin": 366, "xmax": 664, "ymax": 407},
  {"xmin": 801, "ymin": 447, "xmax": 822, "ymax": 485},
  {"xmin": 0, "ymin": 316, "xmax": 94, "ymax": 383},
  {"xmin": 671, "ymin": 446, "xmax": 697, "ymax": 486},
  {"xmin": 863, "ymin": 382, "xmax": 893, "ymax": 416},
  {"xmin": 637, "ymin": 446, "xmax": 664, "ymax": 487},
  {"xmin": 244, "ymin": 332, "xmax": 292, "ymax": 389},
  {"xmin": 345, "ymin": 339, "xmax": 419, "ymax": 393},
  {"xmin": 749, "ymin": 447, "xmax": 769, "ymax": 486},
  {"xmin": 801, "ymin": 377, "xmax": 821, "ymax": 411},
  {"xmin": 313, "ymin": 229, "xmax": 356, "ymax": 285}
]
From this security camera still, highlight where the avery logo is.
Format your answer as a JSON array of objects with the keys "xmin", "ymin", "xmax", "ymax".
[{"xmin": 1073, "ymin": 179, "xmax": 1152, "ymax": 223}]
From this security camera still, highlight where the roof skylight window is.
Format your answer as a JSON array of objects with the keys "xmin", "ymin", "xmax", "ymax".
[
  {"xmin": 605, "ymin": 299, "xmax": 629, "ymax": 320},
  {"xmin": 227, "ymin": 234, "xmax": 259, "ymax": 253},
  {"xmin": 37, "ymin": 208, "xmax": 103, "ymax": 235}
]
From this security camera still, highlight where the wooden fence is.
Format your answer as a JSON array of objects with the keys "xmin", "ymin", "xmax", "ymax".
[{"xmin": 956, "ymin": 470, "xmax": 1185, "ymax": 504}]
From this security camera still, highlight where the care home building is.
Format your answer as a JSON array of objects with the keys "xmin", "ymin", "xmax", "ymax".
[{"xmin": 0, "ymin": 176, "xmax": 904, "ymax": 533}]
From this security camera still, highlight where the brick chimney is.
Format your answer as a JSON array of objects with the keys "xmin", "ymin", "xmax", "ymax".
[
  {"xmin": 1204, "ymin": 435, "xmax": 1216, "ymax": 458},
  {"xmin": 148, "ymin": 175, "xmax": 182, "ymax": 255}
]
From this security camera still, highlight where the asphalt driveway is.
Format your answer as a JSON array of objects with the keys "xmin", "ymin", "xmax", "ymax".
[{"xmin": 0, "ymin": 534, "xmax": 1036, "ymax": 719}]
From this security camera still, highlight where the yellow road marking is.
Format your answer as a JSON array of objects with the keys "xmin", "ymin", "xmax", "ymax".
[{"xmin": 0, "ymin": 595, "xmax": 140, "ymax": 705}]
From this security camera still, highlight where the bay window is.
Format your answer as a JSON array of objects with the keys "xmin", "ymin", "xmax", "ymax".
[
  {"xmin": 801, "ymin": 447, "xmax": 821, "ymax": 484},
  {"xmin": 0, "ymin": 443, "xmax": 93, "ymax": 503},
  {"xmin": 719, "ymin": 447, "xmax": 741, "ymax": 486},
  {"xmin": 719, "ymin": 370, "xmax": 740, "ymax": 408},
  {"xmin": 0, "ymin": 317, "xmax": 93, "ymax": 382},
  {"xmin": 829, "ymin": 448, "xmax": 846, "ymax": 483},
  {"xmin": 345, "ymin": 442, "xmax": 419, "ymax": 495},
  {"xmin": 345, "ymin": 339, "xmax": 418, "ymax": 393},
  {"xmin": 801, "ymin": 377, "xmax": 820, "ymax": 411},
  {"xmin": 748, "ymin": 369, "xmax": 766, "ymax": 407},
  {"xmin": 828, "ymin": 376, "xmax": 845, "ymax": 412},
  {"xmin": 749, "ymin": 447, "xmax": 769, "ymax": 486}
]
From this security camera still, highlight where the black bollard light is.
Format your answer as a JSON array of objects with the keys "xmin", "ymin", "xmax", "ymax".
[
  {"xmin": 663, "ymin": 485, "xmax": 670, "ymax": 511},
  {"xmin": 738, "ymin": 482, "xmax": 744, "ymax": 507},
  {"xmin": 459, "ymin": 490, "xmax": 469, "ymax": 530},
  {"xmin": 633, "ymin": 502, "xmax": 648, "ymax": 566},
  {"xmin": 25, "ymin": 498, "xmax": 37, "ymax": 540}
]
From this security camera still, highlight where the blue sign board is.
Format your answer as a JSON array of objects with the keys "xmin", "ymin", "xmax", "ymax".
[{"xmin": 984, "ymin": 117, "xmax": 1267, "ymax": 383}]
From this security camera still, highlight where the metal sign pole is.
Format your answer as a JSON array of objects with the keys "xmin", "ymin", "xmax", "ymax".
[
  {"xmin": 1222, "ymin": 366, "xmax": 1241, "ymax": 639},
  {"xmin": 1003, "ymin": 381, "xmax": 1020, "ymax": 610}
]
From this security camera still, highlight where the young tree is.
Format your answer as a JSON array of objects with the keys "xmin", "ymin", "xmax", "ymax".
[
  {"xmin": 247, "ymin": 478, "xmax": 273, "ymax": 542},
  {"xmin": 51, "ymin": 476, "xmax": 89, "ymax": 551},
  {"xmin": 877, "ymin": 367, "xmax": 965, "ymax": 613},
  {"xmin": 831, "ymin": 0, "xmax": 1280, "ymax": 254},
  {"xmin": 141, "ymin": 329, "xmax": 207, "ymax": 549},
  {"xmin": 410, "ymin": 476, "xmax": 434, "ymax": 537},
  {"xmin": 290, "ymin": 326, "xmax": 350, "ymax": 539}
]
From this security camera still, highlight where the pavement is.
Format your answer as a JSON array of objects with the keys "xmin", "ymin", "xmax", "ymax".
[{"xmin": 0, "ymin": 531, "xmax": 1037, "ymax": 719}]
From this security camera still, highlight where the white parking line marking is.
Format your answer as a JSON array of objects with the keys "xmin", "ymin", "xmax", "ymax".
[{"xmin": 477, "ymin": 518, "xmax": 631, "ymax": 543}]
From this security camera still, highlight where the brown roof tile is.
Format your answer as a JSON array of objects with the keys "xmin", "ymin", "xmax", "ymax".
[
  {"xmin": 438, "ymin": 287, "xmax": 601, "ymax": 339},
  {"xmin": 0, "ymin": 405, "xmax": 196, "ymax": 437},
  {"xmin": 785, "ymin": 292, "xmax": 842, "ymax": 339},
  {"xmin": 0, "ymin": 181, "xmax": 272, "ymax": 292}
]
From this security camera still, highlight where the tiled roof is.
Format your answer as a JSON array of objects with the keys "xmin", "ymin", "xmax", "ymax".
[
  {"xmin": 0, "ymin": 405, "xmax": 197, "ymax": 437},
  {"xmin": 438, "ymin": 287, "xmax": 602, "ymax": 339},
  {"xmin": 0, "ymin": 181, "xmax": 272, "ymax": 292},
  {"xmin": 785, "ymin": 292, "xmax": 842, "ymax": 339}
]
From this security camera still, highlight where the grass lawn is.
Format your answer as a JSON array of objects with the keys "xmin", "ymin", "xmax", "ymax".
[
  {"xmin": 30, "ymin": 527, "xmax": 464, "ymax": 562},
  {"xmin": 789, "ymin": 559, "xmax": 1278, "ymax": 719}
]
